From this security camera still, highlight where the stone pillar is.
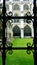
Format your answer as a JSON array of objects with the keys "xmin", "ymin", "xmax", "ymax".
[
  {"xmin": 20, "ymin": 0, "xmax": 24, "ymax": 38},
  {"xmin": 21, "ymin": 28, "xmax": 24, "ymax": 38},
  {"xmin": 12, "ymin": 28, "xmax": 13, "ymax": 38},
  {"xmin": 9, "ymin": 1, "xmax": 12, "ymax": 12},
  {"xmin": 30, "ymin": 0, "xmax": 33, "ymax": 15}
]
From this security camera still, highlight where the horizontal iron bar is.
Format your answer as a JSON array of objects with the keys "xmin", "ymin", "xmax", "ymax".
[
  {"xmin": 5, "ymin": 47, "xmax": 34, "ymax": 50},
  {"xmin": 0, "ymin": 16, "xmax": 35, "ymax": 19},
  {"xmin": 6, "ymin": 16, "xmax": 34, "ymax": 19},
  {"xmin": 0, "ymin": 47, "xmax": 34, "ymax": 50}
]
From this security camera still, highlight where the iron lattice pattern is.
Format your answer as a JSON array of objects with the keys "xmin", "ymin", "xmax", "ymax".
[{"xmin": 0, "ymin": 0, "xmax": 37, "ymax": 65}]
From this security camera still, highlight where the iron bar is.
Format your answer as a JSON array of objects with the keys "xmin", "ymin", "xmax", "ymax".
[{"xmin": 2, "ymin": 0, "xmax": 6, "ymax": 65}]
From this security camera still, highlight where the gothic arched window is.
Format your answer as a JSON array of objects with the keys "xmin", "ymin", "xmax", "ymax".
[
  {"xmin": 24, "ymin": 25, "xmax": 31, "ymax": 36},
  {"xmin": 23, "ymin": 4, "xmax": 29, "ymax": 10},
  {"xmin": 24, "ymin": 14, "xmax": 27, "ymax": 22},
  {"xmin": 6, "ymin": 4, "xmax": 9, "ymax": 11},
  {"xmin": 13, "ymin": 4, "xmax": 20, "ymax": 10},
  {"xmin": 14, "ymin": 13, "xmax": 19, "ymax": 23},
  {"xmin": 13, "ymin": 25, "xmax": 21, "ymax": 37}
]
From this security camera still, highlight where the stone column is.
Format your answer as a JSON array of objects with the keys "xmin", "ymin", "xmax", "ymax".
[
  {"xmin": 30, "ymin": 0, "xmax": 33, "ymax": 15},
  {"xmin": 20, "ymin": 0, "xmax": 24, "ymax": 38},
  {"xmin": 21, "ymin": 28, "xmax": 24, "ymax": 38},
  {"xmin": 9, "ymin": 1, "xmax": 12, "ymax": 12}
]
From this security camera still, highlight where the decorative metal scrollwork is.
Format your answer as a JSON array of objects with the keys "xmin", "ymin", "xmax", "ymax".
[
  {"xmin": 5, "ymin": 42, "xmax": 13, "ymax": 55},
  {"xmin": 26, "ymin": 42, "xmax": 34, "ymax": 54}
]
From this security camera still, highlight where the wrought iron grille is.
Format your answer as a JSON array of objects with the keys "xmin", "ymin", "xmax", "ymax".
[{"xmin": 0, "ymin": 0, "xmax": 37, "ymax": 65}]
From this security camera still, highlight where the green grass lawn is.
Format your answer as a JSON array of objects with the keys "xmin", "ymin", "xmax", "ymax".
[
  {"xmin": 12, "ymin": 38, "xmax": 33, "ymax": 47},
  {"xmin": 0, "ymin": 38, "xmax": 34, "ymax": 65}
]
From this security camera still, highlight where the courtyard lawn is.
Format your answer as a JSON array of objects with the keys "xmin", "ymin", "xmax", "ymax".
[
  {"xmin": 0, "ymin": 38, "xmax": 34, "ymax": 65},
  {"xmin": 12, "ymin": 38, "xmax": 33, "ymax": 47}
]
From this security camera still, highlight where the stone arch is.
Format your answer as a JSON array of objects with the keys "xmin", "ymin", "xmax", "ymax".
[
  {"xmin": 13, "ymin": 25, "xmax": 21, "ymax": 37},
  {"xmin": 24, "ymin": 25, "xmax": 31, "ymax": 36}
]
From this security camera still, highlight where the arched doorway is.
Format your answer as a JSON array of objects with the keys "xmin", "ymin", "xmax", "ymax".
[
  {"xmin": 24, "ymin": 25, "xmax": 31, "ymax": 36},
  {"xmin": 13, "ymin": 26, "xmax": 21, "ymax": 37}
]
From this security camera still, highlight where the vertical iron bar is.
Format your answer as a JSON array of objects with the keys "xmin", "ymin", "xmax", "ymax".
[
  {"xmin": 2, "ymin": 0, "xmax": 6, "ymax": 65},
  {"xmin": 33, "ymin": 0, "xmax": 37, "ymax": 65}
]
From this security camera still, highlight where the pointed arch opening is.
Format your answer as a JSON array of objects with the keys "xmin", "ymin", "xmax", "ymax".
[
  {"xmin": 23, "ymin": 4, "xmax": 29, "ymax": 10},
  {"xmin": 24, "ymin": 25, "xmax": 31, "ymax": 36},
  {"xmin": 13, "ymin": 25, "xmax": 21, "ymax": 37},
  {"xmin": 13, "ymin": 4, "xmax": 20, "ymax": 10}
]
